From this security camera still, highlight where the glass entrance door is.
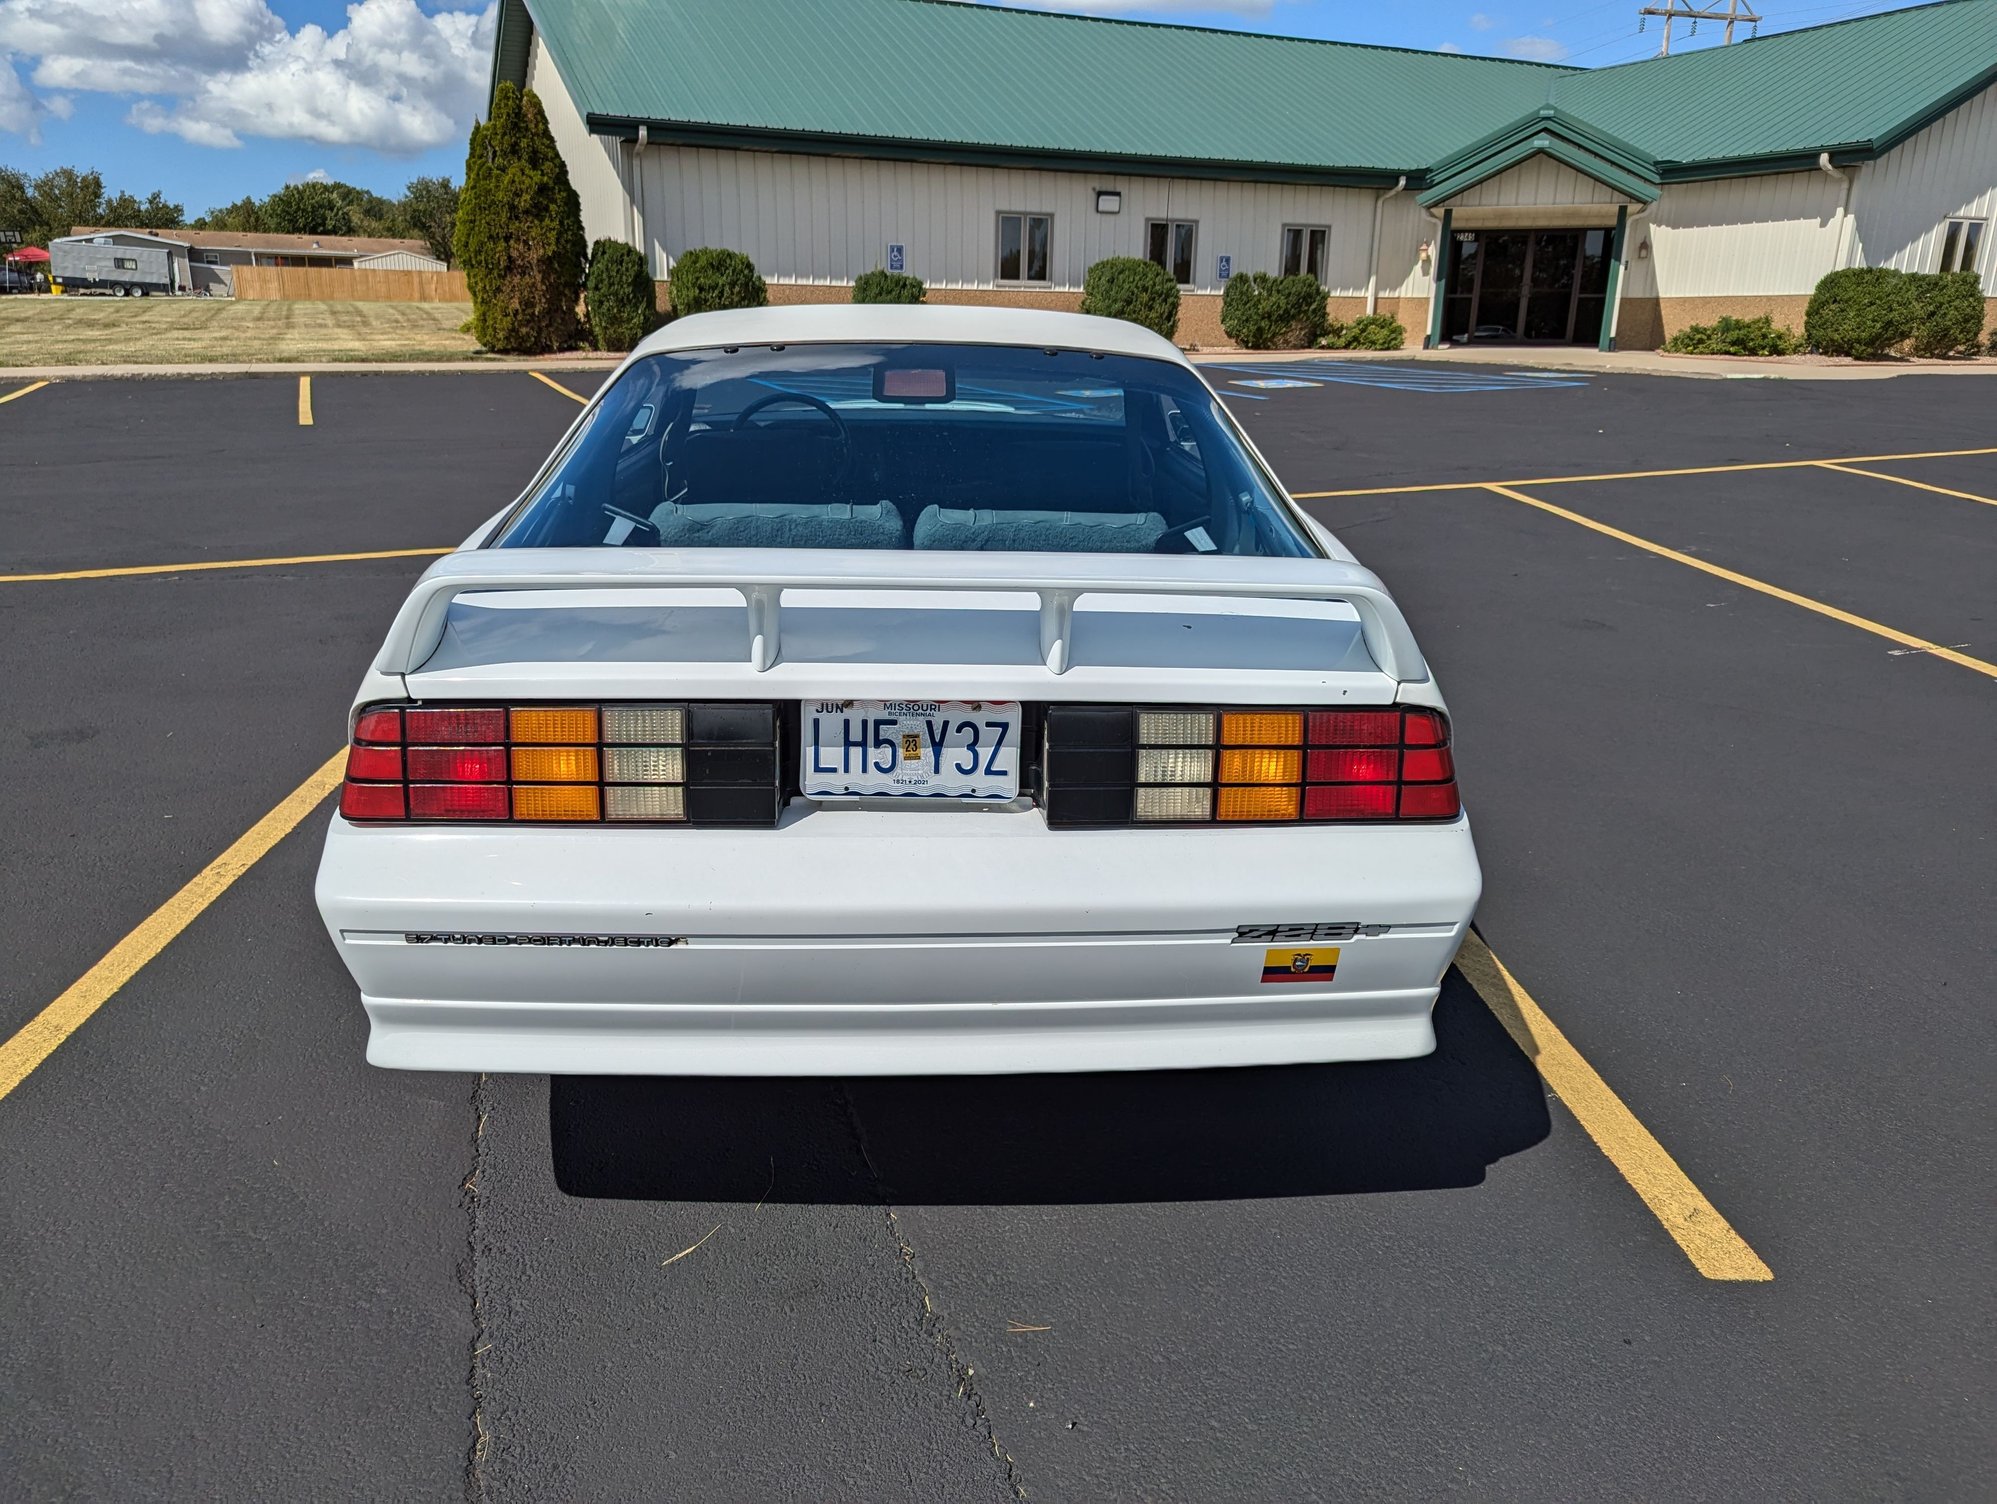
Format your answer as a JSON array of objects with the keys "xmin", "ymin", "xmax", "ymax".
[{"xmin": 1442, "ymin": 226, "xmax": 1615, "ymax": 344}]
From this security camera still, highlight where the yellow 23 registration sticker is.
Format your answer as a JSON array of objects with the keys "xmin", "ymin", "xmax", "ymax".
[{"xmin": 1261, "ymin": 947, "xmax": 1339, "ymax": 984}]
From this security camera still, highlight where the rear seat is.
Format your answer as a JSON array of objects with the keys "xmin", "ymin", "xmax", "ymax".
[
  {"xmin": 647, "ymin": 499, "xmax": 906, "ymax": 549},
  {"xmin": 913, "ymin": 505, "xmax": 1168, "ymax": 553}
]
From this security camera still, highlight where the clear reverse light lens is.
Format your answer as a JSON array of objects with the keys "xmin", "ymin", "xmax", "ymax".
[
  {"xmin": 606, "ymin": 785, "xmax": 687, "ymax": 821},
  {"xmin": 1137, "ymin": 747, "xmax": 1213, "ymax": 783},
  {"xmin": 603, "ymin": 705, "xmax": 686, "ymax": 744},
  {"xmin": 604, "ymin": 746, "xmax": 685, "ymax": 783},
  {"xmin": 1137, "ymin": 710, "xmax": 1214, "ymax": 745},
  {"xmin": 1135, "ymin": 786, "xmax": 1212, "ymax": 822}
]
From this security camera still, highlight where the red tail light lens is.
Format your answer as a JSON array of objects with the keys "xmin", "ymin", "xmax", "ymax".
[
  {"xmin": 1045, "ymin": 704, "xmax": 1463, "ymax": 826},
  {"xmin": 341, "ymin": 703, "xmax": 780, "ymax": 826}
]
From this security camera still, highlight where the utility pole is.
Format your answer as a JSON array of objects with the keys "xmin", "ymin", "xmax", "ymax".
[{"xmin": 1637, "ymin": 1, "xmax": 1761, "ymax": 55}]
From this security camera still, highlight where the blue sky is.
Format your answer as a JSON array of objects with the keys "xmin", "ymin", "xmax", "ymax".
[{"xmin": 0, "ymin": 0, "xmax": 1917, "ymax": 215}]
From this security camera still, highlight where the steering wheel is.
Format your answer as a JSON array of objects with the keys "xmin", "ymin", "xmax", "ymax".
[{"xmin": 732, "ymin": 390, "xmax": 852, "ymax": 485}]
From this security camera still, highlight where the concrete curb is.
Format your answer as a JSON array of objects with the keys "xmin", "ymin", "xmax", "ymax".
[{"xmin": 1186, "ymin": 346, "xmax": 1997, "ymax": 382}]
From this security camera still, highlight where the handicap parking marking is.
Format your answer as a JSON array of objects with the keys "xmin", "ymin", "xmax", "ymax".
[
  {"xmin": 1212, "ymin": 360, "xmax": 1590, "ymax": 393},
  {"xmin": 1230, "ymin": 378, "xmax": 1322, "ymax": 390}
]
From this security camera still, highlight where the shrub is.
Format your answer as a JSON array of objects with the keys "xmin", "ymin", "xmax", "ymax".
[
  {"xmin": 1220, "ymin": 272, "xmax": 1328, "ymax": 349},
  {"xmin": 1662, "ymin": 313, "xmax": 1801, "ymax": 357},
  {"xmin": 1321, "ymin": 313, "xmax": 1407, "ymax": 351},
  {"xmin": 584, "ymin": 238, "xmax": 658, "ymax": 351},
  {"xmin": 454, "ymin": 82, "xmax": 587, "ymax": 354},
  {"xmin": 667, "ymin": 247, "xmax": 767, "ymax": 318},
  {"xmin": 852, "ymin": 268, "xmax": 925, "ymax": 304},
  {"xmin": 1078, "ymin": 256, "xmax": 1179, "ymax": 340},
  {"xmin": 1905, "ymin": 270, "xmax": 1987, "ymax": 358},
  {"xmin": 1804, "ymin": 266, "xmax": 1917, "ymax": 359}
]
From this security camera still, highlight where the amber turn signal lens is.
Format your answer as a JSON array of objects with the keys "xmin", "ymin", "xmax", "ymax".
[
  {"xmin": 511, "ymin": 745, "xmax": 600, "ymax": 783},
  {"xmin": 1219, "ymin": 748, "xmax": 1300, "ymax": 785},
  {"xmin": 510, "ymin": 785, "xmax": 601, "ymax": 821},
  {"xmin": 1220, "ymin": 712, "xmax": 1302, "ymax": 746},
  {"xmin": 510, "ymin": 706, "xmax": 599, "ymax": 744},
  {"xmin": 1217, "ymin": 785, "xmax": 1300, "ymax": 821}
]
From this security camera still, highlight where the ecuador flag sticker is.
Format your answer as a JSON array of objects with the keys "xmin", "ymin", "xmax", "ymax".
[{"xmin": 1261, "ymin": 946, "xmax": 1340, "ymax": 984}]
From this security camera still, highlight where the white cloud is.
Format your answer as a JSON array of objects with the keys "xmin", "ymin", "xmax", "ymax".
[
  {"xmin": 293, "ymin": 167, "xmax": 331, "ymax": 183},
  {"xmin": 1437, "ymin": 41, "xmax": 1464, "ymax": 54},
  {"xmin": 1503, "ymin": 34, "xmax": 1569, "ymax": 61},
  {"xmin": 0, "ymin": 52, "xmax": 41, "ymax": 140},
  {"xmin": 1469, "ymin": 12, "xmax": 1497, "ymax": 30},
  {"xmin": 0, "ymin": 0, "xmax": 495, "ymax": 152}
]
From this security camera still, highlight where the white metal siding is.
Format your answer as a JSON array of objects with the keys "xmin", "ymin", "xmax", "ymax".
[
  {"xmin": 1622, "ymin": 171, "xmax": 1848, "ymax": 299},
  {"xmin": 527, "ymin": 34, "xmax": 633, "ymax": 251},
  {"xmin": 1853, "ymin": 82, "xmax": 1997, "ymax": 291},
  {"xmin": 353, "ymin": 250, "xmax": 447, "ymax": 271},
  {"xmin": 629, "ymin": 143, "xmax": 1413, "ymax": 296},
  {"xmin": 1443, "ymin": 155, "xmax": 1627, "ymax": 208}
]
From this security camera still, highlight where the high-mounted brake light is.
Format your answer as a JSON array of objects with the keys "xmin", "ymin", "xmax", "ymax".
[
  {"xmin": 339, "ymin": 703, "xmax": 780, "ymax": 827},
  {"xmin": 1043, "ymin": 705, "xmax": 1461, "ymax": 827}
]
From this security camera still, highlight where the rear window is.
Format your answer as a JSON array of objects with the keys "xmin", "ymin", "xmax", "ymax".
[{"xmin": 494, "ymin": 343, "xmax": 1313, "ymax": 558}]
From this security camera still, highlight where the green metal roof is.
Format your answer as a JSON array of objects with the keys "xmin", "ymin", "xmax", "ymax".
[{"xmin": 499, "ymin": 0, "xmax": 1997, "ymax": 188}]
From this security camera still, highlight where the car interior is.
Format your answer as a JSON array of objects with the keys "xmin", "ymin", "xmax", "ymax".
[{"xmin": 498, "ymin": 348, "xmax": 1313, "ymax": 559}]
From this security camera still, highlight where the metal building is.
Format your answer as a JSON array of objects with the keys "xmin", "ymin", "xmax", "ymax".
[{"xmin": 489, "ymin": 0, "xmax": 1997, "ymax": 350}]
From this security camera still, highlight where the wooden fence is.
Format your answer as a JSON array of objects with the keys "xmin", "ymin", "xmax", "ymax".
[{"xmin": 232, "ymin": 265, "xmax": 470, "ymax": 303}]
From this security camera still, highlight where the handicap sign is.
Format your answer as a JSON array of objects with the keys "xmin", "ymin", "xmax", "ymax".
[
  {"xmin": 886, "ymin": 243, "xmax": 906, "ymax": 273},
  {"xmin": 1217, "ymin": 254, "xmax": 1233, "ymax": 281}
]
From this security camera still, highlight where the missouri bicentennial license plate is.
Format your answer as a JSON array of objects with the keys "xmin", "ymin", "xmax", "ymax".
[{"xmin": 802, "ymin": 700, "xmax": 1021, "ymax": 800}]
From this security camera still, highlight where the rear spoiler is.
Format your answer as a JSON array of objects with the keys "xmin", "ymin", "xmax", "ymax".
[{"xmin": 376, "ymin": 548, "xmax": 1430, "ymax": 683}]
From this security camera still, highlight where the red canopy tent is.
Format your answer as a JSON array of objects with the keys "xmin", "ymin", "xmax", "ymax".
[{"xmin": 6, "ymin": 246, "xmax": 51, "ymax": 263}]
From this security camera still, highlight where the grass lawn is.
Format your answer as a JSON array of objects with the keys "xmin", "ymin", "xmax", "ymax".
[{"xmin": 0, "ymin": 297, "xmax": 484, "ymax": 366}]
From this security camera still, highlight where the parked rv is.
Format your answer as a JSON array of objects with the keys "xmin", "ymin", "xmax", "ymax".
[{"xmin": 48, "ymin": 232, "xmax": 185, "ymax": 297}]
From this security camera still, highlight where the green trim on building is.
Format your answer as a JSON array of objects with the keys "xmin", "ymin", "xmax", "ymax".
[
  {"xmin": 1418, "ymin": 109, "xmax": 1661, "ymax": 206},
  {"xmin": 1599, "ymin": 205, "xmax": 1628, "ymax": 353},
  {"xmin": 1426, "ymin": 209, "xmax": 1452, "ymax": 351},
  {"xmin": 509, "ymin": 0, "xmax": 1997, "ymax": 190}
]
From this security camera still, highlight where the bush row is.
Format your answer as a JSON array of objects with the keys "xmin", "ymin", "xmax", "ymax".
[
  {"xmin": 1805, "ymin": 266, "xmax": 1987, "ymax": 359},
  {"xmin": 1662, "ymin": 313, "xmax": 1800, "ymax": 357}
]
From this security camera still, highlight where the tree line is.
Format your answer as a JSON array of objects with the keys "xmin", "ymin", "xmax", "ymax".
[{"xmin": 0, "ymin": 166, "xmax": 459, "ymax": 264}]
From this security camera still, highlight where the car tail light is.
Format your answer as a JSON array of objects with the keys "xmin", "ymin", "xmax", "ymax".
[
  {"xmin": 1043, "ymin": 705, "xmax": 1461, "ymax": 827},
  {"xmin": 339, "ymin": 703, "xmax": 780, "ymax": 826}
]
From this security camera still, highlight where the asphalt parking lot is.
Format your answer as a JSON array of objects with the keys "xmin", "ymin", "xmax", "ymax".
[{"xmin": 2, "ymin": 362, "xmax": 1991, "ymax": 1500}]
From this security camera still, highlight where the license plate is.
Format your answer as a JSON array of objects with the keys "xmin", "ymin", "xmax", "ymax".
[{"xmin": 801, "ymin": 700, "xmax": 1021, "ymax": 800}]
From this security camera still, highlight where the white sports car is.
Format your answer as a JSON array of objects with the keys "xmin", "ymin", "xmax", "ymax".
[{"xmin": 314, "ymin": 305, "xmax": 1481, "ymax": 1075}]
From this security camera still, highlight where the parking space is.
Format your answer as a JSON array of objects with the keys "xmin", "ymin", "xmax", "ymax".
[{"xmin": 0, "ymin": 365, "xmax": 1989, "ymax": 1497}]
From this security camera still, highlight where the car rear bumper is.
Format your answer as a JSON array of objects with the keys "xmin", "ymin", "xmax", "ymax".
[{"xmin": 314, "ymin": 802, "xmax": 1481, "ymax": 1076}]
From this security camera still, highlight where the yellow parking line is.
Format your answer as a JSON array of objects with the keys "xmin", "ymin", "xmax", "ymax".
[
  {"xmin": 1455, "ymin": 932, "xmax": 1772, "ymax": 1282},
  {"xmin": 0, "ymin": 750, "xmax": 348, "ymax": 1104},
  {"xmin": 0, "ymin": 546, "xmax": 452, "ymax": 584},
  {"xmin": 1485, "ymin": 483, "xmax": 1997, "ymax": 680},
  {"xmin": 1294, "ymin": 443, "xmax": 1997, "ymax": 499},
  {"xmin": 298, "ymin": 375, "xmax": 313, "ymax": 426},
  {"xmin": 0, "ymin": 379, "xmax": 51, "ymax": 406},
  {"xmin": 529, "ymin": 370, "xmax": 590, "ymax": 404},
  {"xmin": 1815, "ymin": 460, "xmax": 1997, "ymax": 509}
]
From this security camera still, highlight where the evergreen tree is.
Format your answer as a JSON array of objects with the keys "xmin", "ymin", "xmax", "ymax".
[{"xmin": 454, "ymin": 83, "xmax": 586, "ymax": 353}]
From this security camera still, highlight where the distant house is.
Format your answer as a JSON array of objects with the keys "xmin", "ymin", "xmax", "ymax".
[{"xmin": 68, "ymin": 227, "xmax": 446, "ymax": 293}]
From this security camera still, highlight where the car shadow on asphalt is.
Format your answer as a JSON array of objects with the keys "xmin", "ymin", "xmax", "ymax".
[{"xmin": 548, "ymin": 968, "xmax": 1548, "ymax": 1205}]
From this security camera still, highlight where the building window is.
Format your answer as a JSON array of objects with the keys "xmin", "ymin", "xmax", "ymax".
[
  {"xmin": 1146, "ymin": 219, "xmax": 1197, "ymax": 285},
  {"xmin": 202, "ymin": 252, "xmax": 222, "ymax": 266},
  {"xmin": 997, "ymin": 212, "xmax": 1051, "ymax": 284},
  {"xmin": 1280, "ymin": 225, "xmax": 1329, "ymax": 282},
  {"xmin": 1938, "ymin": 217, "xmax": 1985, "ymax": 274}
]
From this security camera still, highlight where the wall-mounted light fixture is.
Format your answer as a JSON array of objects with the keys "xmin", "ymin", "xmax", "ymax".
[
  {"xmin": 1095, "ymin": 190, "xmax": 1122, "ymax": 215},
  {"xmin": 1636, "ymin": 238, "xmax": 1651, "ymax": 260},
  {"xmin": 1417, "ymin": 240, "xmax": 1432, "ymax": 271}
]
